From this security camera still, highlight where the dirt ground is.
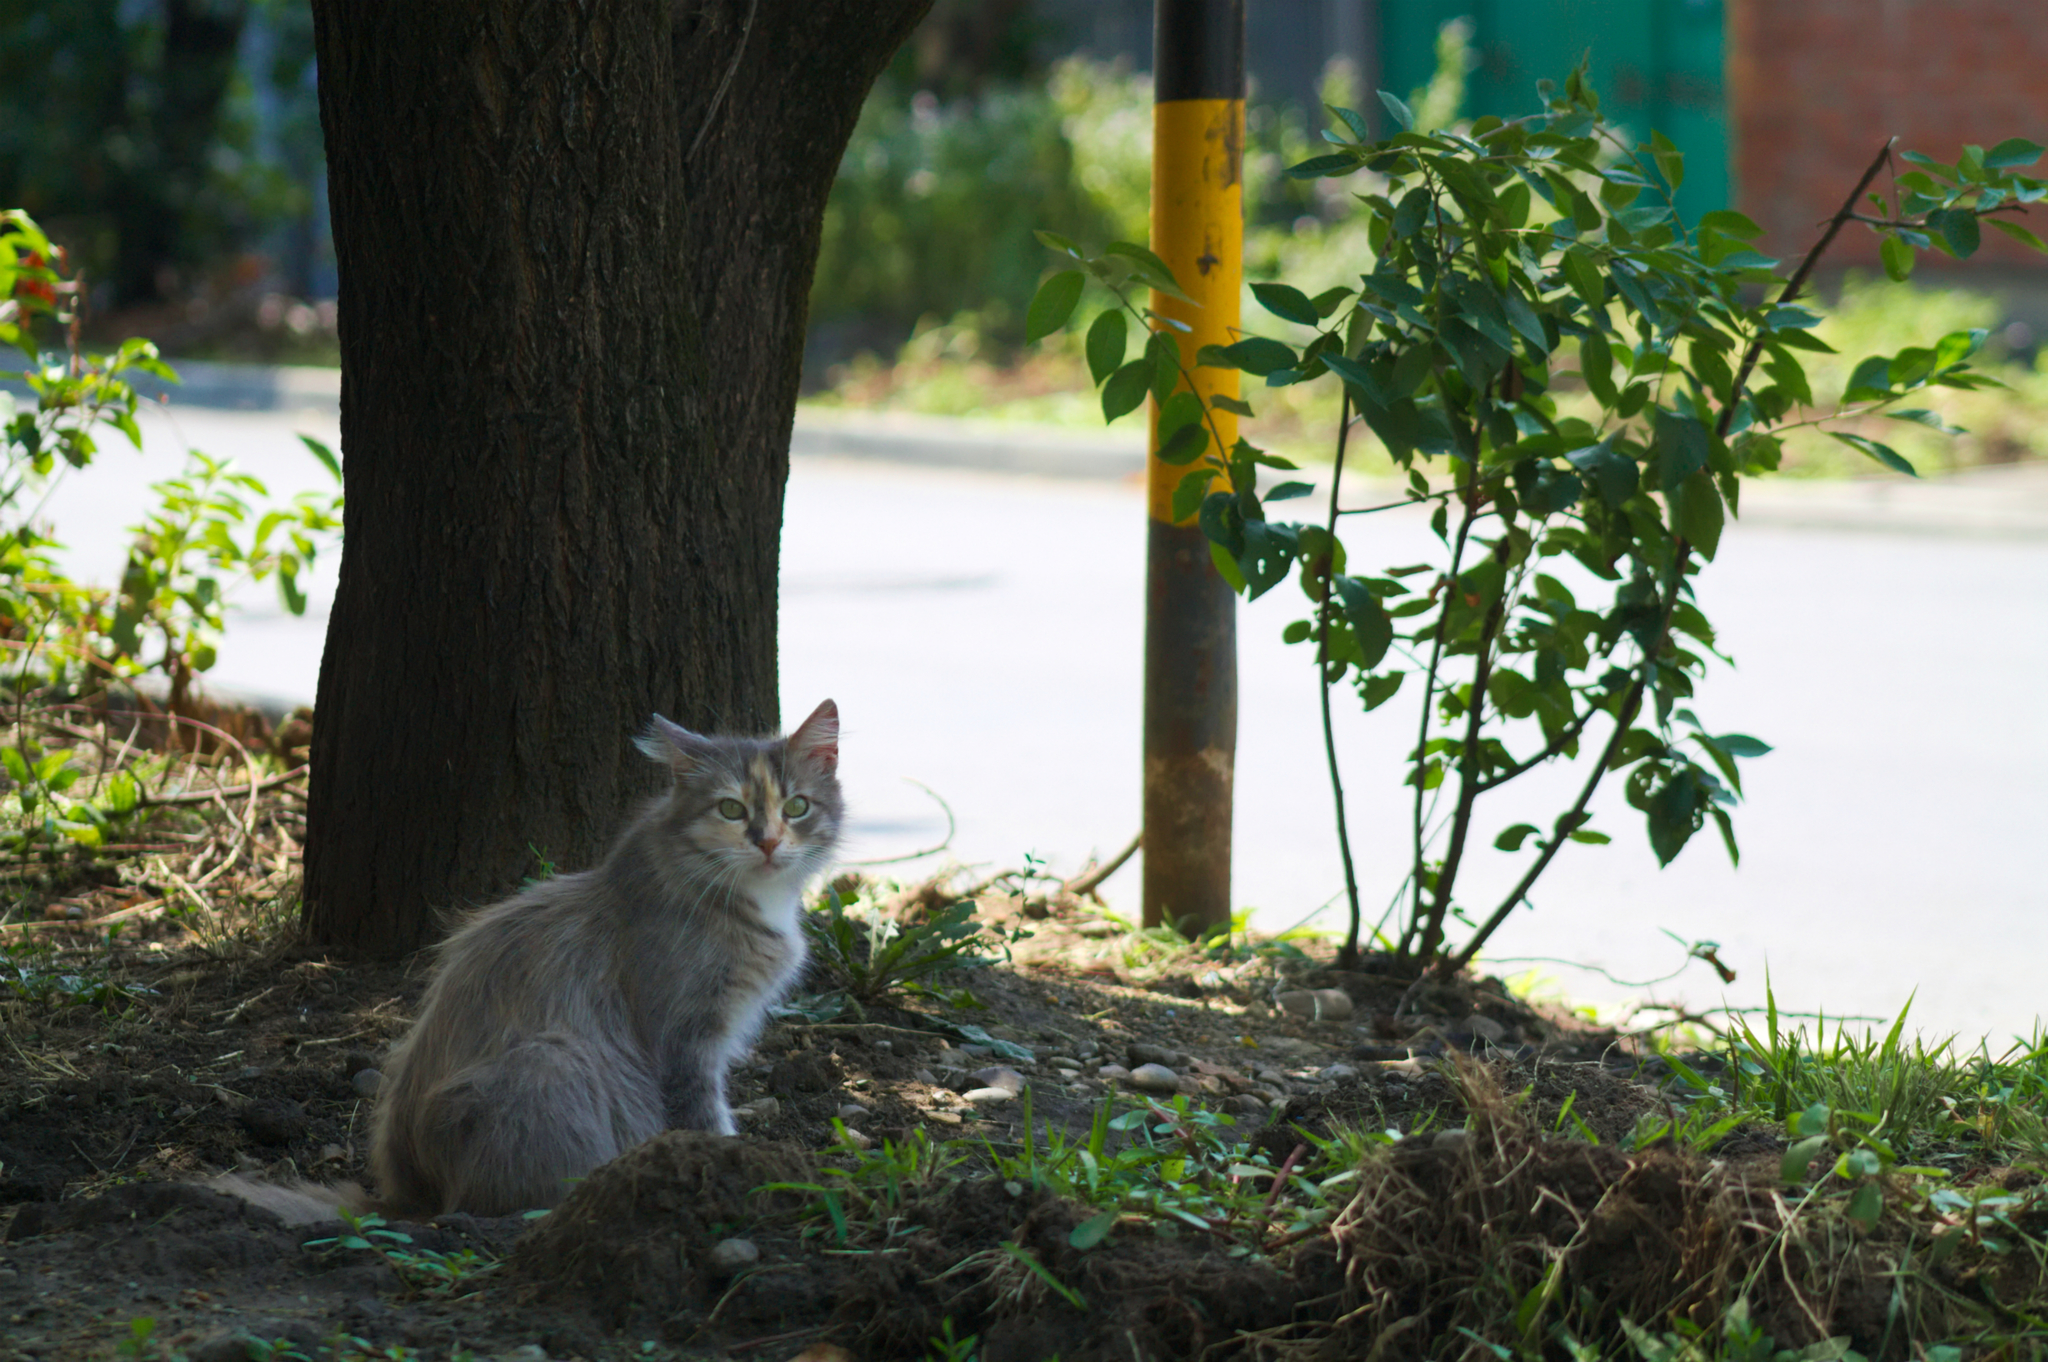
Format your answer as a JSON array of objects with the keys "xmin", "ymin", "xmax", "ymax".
[{"xmin": 0, "ymin": 876, "xmax": 1801, "ymax": 1362}]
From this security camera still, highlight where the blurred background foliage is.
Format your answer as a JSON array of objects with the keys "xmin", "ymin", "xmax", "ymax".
[{"xmin": 0, "ymin": 0, "xmax": 2041, "ymax": 474}]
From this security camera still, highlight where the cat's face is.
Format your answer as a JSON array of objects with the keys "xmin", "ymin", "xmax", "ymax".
[{"xmin": 637, "ymin": 700, "xmax": 843, "ymax": 885}]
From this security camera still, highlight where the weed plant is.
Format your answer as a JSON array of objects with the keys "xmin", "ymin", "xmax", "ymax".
[{"xmin": 1027, "ymin": 65, "xmax": 2043, "ymax": 976}]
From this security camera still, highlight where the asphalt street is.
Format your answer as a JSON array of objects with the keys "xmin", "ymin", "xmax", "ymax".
[{"xmin": 34, "ymin": 382, "xmax": 2048, "ymax": 1046}]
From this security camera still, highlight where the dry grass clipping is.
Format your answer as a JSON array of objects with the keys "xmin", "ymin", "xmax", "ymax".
[{"xmin": 1305, "ymin": 1056, "xmax": 1950, "ymax": 1360}]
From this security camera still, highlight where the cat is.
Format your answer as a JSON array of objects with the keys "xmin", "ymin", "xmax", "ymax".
[{"xmin": 219, "ymin": 700, "xmax": 841, "ymax": 1223}]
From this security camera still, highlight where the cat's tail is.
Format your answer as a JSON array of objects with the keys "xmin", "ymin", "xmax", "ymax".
[{"xmin": 205, "ymin": 1173, "xmax": 380, "ymax": 1226}]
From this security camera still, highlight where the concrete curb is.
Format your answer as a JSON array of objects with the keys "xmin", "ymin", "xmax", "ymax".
[{"xmin": 42, "ymin": 360, "xmax": 2048, "ymax": 539}]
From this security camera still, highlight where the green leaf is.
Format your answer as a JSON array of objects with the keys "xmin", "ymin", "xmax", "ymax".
[
  {"xmin": 1842, "ymin": 355, "xmax": 1894, "ymax": 403},
  {"xmin": 1886, "ymin": 408, "xmax": 1965, "ymax": 435},
  {"xmin": 1334, "ymin": 576, "xmax": 1393, "ymax": 668},
  {"xmin": 1069, "ymin": 1210, "xmax": 1118, "ymax": 1250},
  {"xmin": 1828, "ymin": 431, "xmax": 1918, "ymax": 477},
  {"xmin": 1, "ymin": 747, "xmax": 28, "ymax": 785},
  {"xmin": 1172, "ymin": 468, "xmax": 1215, "ymax": 523},
  {"xmin": 1085, "ymin": 309, "xmax": 1128, "ymax": 386},
  {"xmin": 1846, "ymin": 1182, "xmax": 1883, "ymax": 1229},
  {"xmin": 1578, "ymin": 332, "xmax": 1616, "ymax": 404},
  {"xmin": 1197, "ymin": 337, "xmax": 1297, "ymax": 376},
  {"xmin": 1104, "ymin": 241, "xmax": 1192, "ymax": 302},
  {"xmin": 1284, "ymin": 152, "xmax": 1360, "ymax": 180},
  {"xmin": 1251, "ymin": 282, "xmax": 1321, "ymax": 327},
  {"xmin": 1320, "ymin": 352, "xmax": 1384, "ymax": 406},
  {"xmin": 1025, "ymin": 270, "xmax": 1085, "ymax": 344},
  {"xmin": 1654, "ymin": 412, "xmax": 1710, "ymax": 492},
  {"xmin": 1360, "ymin": 671, "xmax": 1403, "ymax": 710},
  {"xmin": 1377, "ymin": 89, "xmax": 1414, "ymax": 130},
  {"xmin": 1309, "ymin": 285, "xmax": 1355, "ymax": 317},
  {"xmin": 1156, "ymin": 423, "xmax": 1209, "ymax": 466},
  {"xmin": 1879, "ymin": 234, "xmax": 1915, "ymax": 282},
  {"xmin": 1208, "ymin": 539, "xmax": 1247, "ymax": 593},
  {"xmin": 1561, "ymin": 247, "xmax": 1605, "ymax": 313},
  {"xmin": 1281, "ymin": 619, "xmax": 1312, "ymax": 645},
  {"xmin": 1649, "ymin": 129, "xmax": 1684, "ymax": 190},
  {"xmin": 1988, "ymin": 217, "xmax": 2048, "ymax": 252},
  {"xmin": 1208, "ymin": 394, "xmax": 1254, "ymax": 417},
  {"xmin": 1985, "ymin": 137, "xmax": 2046, "ymax": 169},
  {"xmin": 1494, "ymin": 823, "xmax": 1539, "ymax": 852},
  {"xmin": 1034, "ymin": 229, "xmax": 1082, "ymax": 257},
  {"xmin": 1929, "ymin": 208, "xmax": 1981, "ymax": 259},
  {"xmin": 1668, "ymin": 470, "xmax": 1724, "ymax": 560},
  {"xmin": 1696, "ymin": 208, "xmax": 1764, "ymax": 240},
  {"xmin": 1264, "ymin": 480, "xmax": 1314, "ymax": 502},
  {"xmin": 1565, "ymin": 439, "xmax": 1636, "ymax": 509},
  {"xmin": 1101, "ymin": 359, "xmax": 1150, "ymax": 423},
  {"xmin": 1148, "ymin": 331, "xmax": 1182, "ymax": 405},
  {"xmin": 1566, "ymin": 829, "xmax": 1611, "ymax": 845}
]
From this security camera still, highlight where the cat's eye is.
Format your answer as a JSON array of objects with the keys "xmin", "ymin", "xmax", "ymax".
[
  {"xmin": 782, "ymin": 795, "xmax": 811, "ymax": 818},
  {"xmin": 716, "ymin": 798, "xmax": 747, "ymax": 821}
]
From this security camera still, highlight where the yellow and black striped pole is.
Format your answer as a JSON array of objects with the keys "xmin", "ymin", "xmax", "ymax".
[{"xmin": 1144, "ymin": 0, "xmax": 1243, "ymax": 934}]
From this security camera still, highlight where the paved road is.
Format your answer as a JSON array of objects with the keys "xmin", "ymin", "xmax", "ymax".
[{"xmin": 36, "ymin": 389, "xmax": 2048, "ymax": 1046}]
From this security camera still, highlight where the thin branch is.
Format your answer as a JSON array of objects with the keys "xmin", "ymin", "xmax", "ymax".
[
  {"xmin": 1440, "ymin": 685, "xmax": 1640, "ymax": 978},
  {"xmin": 1398, "ymin": 455, "xmax": 1481, "ymax": 962},
  {"xmin": 141, "ymin": 765, "xmax": 307, "ymax": 809},
  {"xmin": 1417, "ymin": 544, "xmax": 1508, "ymax": 963},
  {"xmin": 841, "ymin": 779, "xmax": 956, "ymax": 867},
  {"xmin": 1318, "ymin": 392, "xmax": 1365, "ymax": 968},
  {"xmin": 1061, "ymin": 830, "xmax": 1141, "ymax": 900},
  {"xmin": 1472, "ymin": 706, "xmax": 1597, "ymax": 793},
  {"xmin": 1846, "ymin": 204, "xmax": 2029, "ymax": 228},
  {"xmin": 1336, "ymin": 463, "xmax": 1514, "ymax": 516},
  {"xmin": 1438, "ymin": 140, "xmax": 1897, "ymax": 978},
  {"xmin": 1721, "ymin": 138, "xmax": 1895, "ymax": 438}
]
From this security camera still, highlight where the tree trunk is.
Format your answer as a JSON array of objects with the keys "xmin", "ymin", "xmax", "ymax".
[{"xmin": 303, "ymin": 0, "xmax": 930, "ymax": 957}]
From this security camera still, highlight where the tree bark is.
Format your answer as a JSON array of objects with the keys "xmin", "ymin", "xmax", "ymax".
[{"xmin": 303, "ymin": 0, "xmax": 930, "ymax": 957}]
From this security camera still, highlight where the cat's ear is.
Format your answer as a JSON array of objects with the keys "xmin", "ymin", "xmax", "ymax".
[
  {"xmin": 787, "ymin": 699, "xmax": 839, "ymax": 776},
  {"xmin": 635, "ymin": 714, "xmax": 709, "ymax": 775}
]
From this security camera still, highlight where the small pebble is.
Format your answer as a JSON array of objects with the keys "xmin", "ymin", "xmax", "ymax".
[
  {"xmin": 968, "ymin": 1065, "xmax": 1025, "ymax": 1095},
  {"xmin": 1232, "ymin": 1093, "xmax": 1268, "ymax": 1116},
  {"xmin": 871, "ymin": 1039, "xmax": 893, "ymax": 1052},
  {"xmin": 496, "ymin": 1347, "xmax": 551, "ymax": 1362},
  {"xmin": 927, "ymin": 1110, "xmax": 963, "ymax": 1126},
  {"xmin": 735, "ymin": 1096, "xmax": 780, "ymax": 1123},
  {"xmin": 1097, "ymin": 1064, "xmax": 1132, "ymax": 1082},
  {"xmin": 913, "ymin": 1067, "xmax": 938, "ymax": 1084},
  {"xmin": 1276, "ymin": 988, "xmax": 1355, "ymax": 1021},
  {"xmin": 836, "ymin": 1103, "xmax": 871, "ymax": 1121},
  {"xmin": 1317, "ymin": 1063, "xmax": 1359, "ymax": 1083},
  {"xmin": 1047, "ymin": 1055, "xmax": 1082, "ymax": 1071},
  {"xmin": 839, "ymin": 1127, "xmax": 874, "ymax": 1149},
  {"xmin": 351, "ymin": 1068, "xmax": 383, "ymax": 1098},
  {"xmin": 1129, "ymin": 1063, "xmax": 1180, "ymax": 1093},
  {"xmin": 1254, "ymin": 1066, "xmax": 1289, "ymax": 1086},
  {"xmin": 1449, "ymin": 1014, "xmax": 1507, "ymax": 1044},
  {"xmin": 708, "ymin": 1237, "xmax": 760, "ymax": 1272},
  {"xmin": 1127, "ymin": 1042, "xmax": 1187, "ymax": 1068},
  {"xmin": 963, "ymin": 1086, "xmax": 1017, "ymax": 1105},
  {"xmin": 1433, "ymin": 1129, "xmax": 1471, "ymax": 1152}
]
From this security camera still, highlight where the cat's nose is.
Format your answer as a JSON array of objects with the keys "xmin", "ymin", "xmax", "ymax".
[{"xmin": 755, "ymin": 836, "xmax": 780, "ymax": 861}]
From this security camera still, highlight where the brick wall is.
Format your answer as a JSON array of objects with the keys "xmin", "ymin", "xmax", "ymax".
[{"xmin": 1729, "ymin": 0, "xmax": 2048, "ymax": 273}]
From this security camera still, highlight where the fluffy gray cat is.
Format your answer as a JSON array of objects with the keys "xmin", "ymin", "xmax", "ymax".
[{"xmin": 221, "ymin": 701, "xmax": 840, "ymax": 1222}]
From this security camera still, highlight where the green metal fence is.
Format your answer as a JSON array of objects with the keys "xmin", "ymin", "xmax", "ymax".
[{"xmin": 1377, "ymin": 0, "xmax": 1727, "ymax": 227}]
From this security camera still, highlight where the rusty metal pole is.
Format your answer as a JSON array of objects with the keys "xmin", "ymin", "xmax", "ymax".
[{"xmin": 1143, "ymin": 0, "xmax": 1243, "ymax": 934}]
